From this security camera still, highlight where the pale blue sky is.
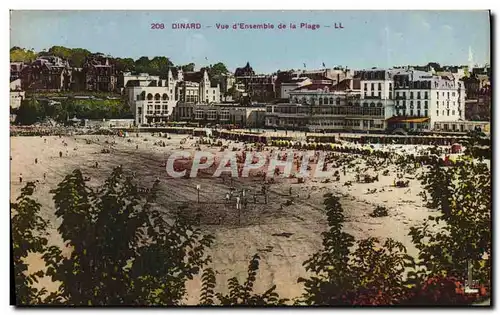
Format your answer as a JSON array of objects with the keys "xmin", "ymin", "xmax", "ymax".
[{"xmin": 10, "ymin": 10, "xmax": 490, "ymax": 73}]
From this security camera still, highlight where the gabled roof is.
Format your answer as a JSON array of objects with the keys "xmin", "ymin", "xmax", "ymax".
[{"xmin": 183, "ymin": 71, "xmax": 204, "ymax": 82}]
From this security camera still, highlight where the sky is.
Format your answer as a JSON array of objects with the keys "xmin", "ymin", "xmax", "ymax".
[{"xmin": 10, "ymin": 10, "xmax": 491, "ymax": 73}]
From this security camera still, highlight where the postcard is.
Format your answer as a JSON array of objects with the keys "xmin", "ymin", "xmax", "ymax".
[{"xmin": 9, "ymin": 10, "xmax": 491, "ymax": 306}]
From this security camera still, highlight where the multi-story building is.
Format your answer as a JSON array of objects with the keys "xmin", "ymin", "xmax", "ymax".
[
  {"xmin": 174, "ymin": 103, "xmax": 266, "ymax": 127},
  {"xmin": 180, "ymin": 69, "xmax": 220, "ymax": 104},
  {"xmin": 127, "ymin": 67, "xmax": 221, "ymax": 125},
  {"xmin": 126, "ymin": 68, "xmax": 180, "ymax": 125},
  {"xmin": 234, "ymin": 62, "xmax": 277, "ymax": 102},
  {"xmin": 391, "ymin": 71, "xmax": 465, "ymax": 131},
  {"xmin": 264, "ymin": 78, "xmax": 389, "ymax": 132},
  {"xmin": 83, "ymin": 53, "xmax": 118, "ymax": 92},
  {"xmin": 10, "ymin": 62, "xmax": 25, "ymax": 81},
  {"xmin": 20, "ymin": 56, "xmax": 72, "ymax": 91},
  {"xmin": 10, "ymin": 78, "xmax": 24, "ymax": 109}
]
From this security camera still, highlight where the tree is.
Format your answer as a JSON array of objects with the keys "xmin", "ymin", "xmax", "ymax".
[
  {"xmin": 11, "ymin": 167, "xmax": 214, "ymax": 305},
  {"xmin": 200, "ymin": 254, "xmax": 288, "ymax": 305},
  {"xmin": 410, "ymin": 157, "xmax": 491, "ymax": 292},
  {"xmin": 11, "ymin": 182, "xmax": 50, "ymax": 305},
  {"xmin": 10, "ymin": 47, "xmax": 37, "ymax": 62},
  {"xmin": 181, "ymin": 63, "xmax": 195, "ymax": 72},
  {"xmin": 134, "ymin": 56, "xmax": 173, "ymax": 75},
  {"xmin": 115, "ymin": 58, "xmax": 136, "ymax": 72},
  {"xmin": 15, "ymin": 98, "xmax": 42, "ymax": 125},
  {"xmin": 208, "ymin": 62, "xmax": 228, "ymax": 78},
  {"xmin": 297, "ymin": 193, "xmax": 414, "ymax": 305}
]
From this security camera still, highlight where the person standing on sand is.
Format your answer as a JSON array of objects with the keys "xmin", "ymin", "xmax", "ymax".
[
  {"xmin": 35, "ymin": 158, "xmax": 38, "ymax": 164},
  {"xmin": 19, "ymin": 173, "xmax": 22, "ymax": 184},
  {"xmin": 59, "ymin": 151, "xmax": 63, "ymax": 158}
]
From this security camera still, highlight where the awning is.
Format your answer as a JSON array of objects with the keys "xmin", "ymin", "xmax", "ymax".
[{"xmin": 387, "ymin": 116, "xmax": 430, "ymax": 123}]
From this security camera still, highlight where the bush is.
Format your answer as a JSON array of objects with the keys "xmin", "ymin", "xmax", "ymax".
[{"xmin": 370, "ymin": 206, "xmax": 389, "ymax": 218}]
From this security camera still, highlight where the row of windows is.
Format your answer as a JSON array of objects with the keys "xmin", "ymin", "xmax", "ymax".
[
  {"xmin": 271, "ymin": 106, "xmax": 384, "ymax": 117},
  {"xmin": 147, "ymin": 105, "xmax": 169, "ymax": 110},
  {"xmin": 363, "ymin": 83, "xmax": 392, "ymax": 91},
  {"xmin": 396, "ymin": 100, "xmax": 429, "ymax": 108},
  {"xmin": 435, "ymin": 110, "xmax": 458, "ymax": 117},
  {"xmin": 395, "ymin": 110, "xmax": 429, "ymax": 117},
  {"xmin": 137, "ymin": 92, "xmax": 170, "ymax": 101}
]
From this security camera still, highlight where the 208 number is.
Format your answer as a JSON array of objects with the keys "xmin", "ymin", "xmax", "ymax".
[{"xmin": 151, "ymin": 23, "xmax": 165, "ymax": 29}]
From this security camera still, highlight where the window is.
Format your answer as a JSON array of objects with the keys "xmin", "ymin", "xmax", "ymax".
[
  {"xmin": 436, "ymin": 92, "xmax": 439, "ymax": 99},
  {"xmin": 417, "ymin": 101, "xmax": 421, "ymax": 108},
  {"xmin": 424, "ymin": 101, "xmax": 428, "ymax": 109},
  {"xmin": 417, "ymin": 92, "xmax": 421, "ymax": 99},
  {"xmin": 403, "ymin": 92, "xmax": 406, "ymax": 98},
  {"xmin": 364, "ymin": 83, "xmax": 368, "ymax": 90},
  {"xmin": 442, "ymin": 92, "xmax": 445, "ymax": 96},
  {"xmin": 447, "ymin": 92, "xmax": 450, "ymax": 98},
  {"xmin": 371, "ymin": 83, "xmax": 374, "ymax": 90},
  {"xmin": 378, "ymin": 83, "xmax": 382, "ymax": 90},
  {"xmin": 410, "ymin": 110, "xmax": 414, "ymax": 116},
  {"xmin": 371, "ymin": 91, "xmax": 374, "ymax": 97},
  {"xmin": 389, "ymin": 83, "xmax": 392, "ymax": 90},
  {"xmin": 452, "ymin": 92, "xmax": 456, "ymax": 97},
  {"xmin": 336, "ymin": 98, "xmax": 341, "ymax": 105},
  {"xmin": 378, "ymin": 91, "xmax": 381, "ymax": 97},
  {"xmin": 206, "ymin": 90, "xmax": 209, "ymax": 94},
  {"xmin": 417, "ymin": 110, "xmax": 421, "ymax": 116},
  {"xmin": 410, "ymin": 92, "xmax": 414, "ymax": 99},
  {"xmin": 442, "ymin": 110, "xmax": 445, "ymax": 115},
  {"xmin": 447, "ymin": 110, "xmax": 450, "ymax": 116},
  {"xmin": 213, "ymin": 96, "xmax": 216, "ymax": 101},
  {"xmin": 452, "ymin": 110, "xmax": 455, "ymax": 115},
  {"xmin": 436, "ymin": 110, "xmax": 439, "ymax": 116},
  {"xmin": 396, "ymin": 92, "xmax": 399, "ymax": 98},
  {"xmin": 389, "ymin": 91, "xmax": 392, "ymax": 99},
  {"xmin": 424, "ymin": 91, "xmax": 428, "ymax": 99}
]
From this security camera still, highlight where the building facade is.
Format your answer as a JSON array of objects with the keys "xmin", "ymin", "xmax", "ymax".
[
  {"xmin": 83, "ymin": 54, "xmax": 118, "ymax": 92},
  {"xmin": 127, "ymin": 67, "xmax": 221, "ymax": 125},
  {"xmin": 264, "ymin": 78, "xmax": 390, "ymax": 132},
  {"xmin": 174, "ymin": 103, "xmax": 266, "ymax": 127},
  {"xmin": 20, "ymin": 56, "xmax": 72, "ymax": 91},
  {"xmin": 391, "ymin": 71, "xmax": 465, "ymax": 131},
  {"xmin": 10, "ymin": 78, "xmax": 24, "ymax": 109}
]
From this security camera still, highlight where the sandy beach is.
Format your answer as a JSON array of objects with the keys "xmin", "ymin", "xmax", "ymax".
[{"xmin": 10, "ymin": 133, "xmax": 437, "ymax": 303}]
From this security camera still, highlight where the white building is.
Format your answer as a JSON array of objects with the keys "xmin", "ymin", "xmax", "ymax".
[
  {"xmin": 127, "ymin": 67, "xmax": 221, "ymax": 126},
  {"xmin": 391, "ymin": 70, "xmax": 465, "ymax": 131},
  {"xmin": 264, "ymin": 79, "xmax": 390, "ymax": 132},
  {"xmin": 10, "ymin": 78, "xmax": 24, "ymax": 109},
  {"xmin": 280, "ymin": 77, "xmax": 312, "ymax": 99}
]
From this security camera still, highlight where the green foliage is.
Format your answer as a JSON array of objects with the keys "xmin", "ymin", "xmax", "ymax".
[
  {"xmin": 208, "ymin": 62, "xmax": 229, "ymax": 78},
  {"xmin": 370, "ymin": 206, "xmax": 388, "ymax": 218},
  {"xmin": 115, "ymin": 58, "xmax": 136, "ymax": 72},
  {"xmin": 15, "ymin": 98, "xmax": 42, "ymax": 125},
  {"xmin": 181, "ymin": 63, "xmax": 195, "ymax": 72},
  {"xmin": 297, "ymin": 193, "xmax": 414, "ymax": 305},
  {"xmin": 11, "ymin": 168, "xmax": 214, "ymax": 305},
  {"xmin": 10, "ymin": 47, "xmax": 37, "ymax": 62},
  {"xmin": 134, "ymin": 56, "xmax": 173, "ymax": 75},
  {"xmin": 15, "ymin": 97, "xmax": 131, "ymax": 123},
  {"xmin": 11, "ymin": 182, "xmax": 50, "ymax": 305},
  {"xmin": 47, "ymin": 46, "xmax": 91, "ymax": 67},
  {"xmin": 202, "ymin": 254, "xmax": 288, "ymax": 305},
  {"xmin": 410, "ymin": 158, "xmax": 491, "ymax": 287}
]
